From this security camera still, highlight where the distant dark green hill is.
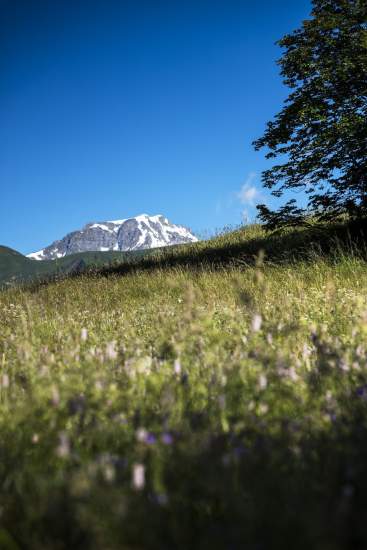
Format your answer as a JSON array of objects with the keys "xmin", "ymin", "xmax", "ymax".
[
  {"xmin": 0, "ymin": 246, "xmax": 151, "ymax": 287},
  {"xmin": 0, "ymin": 246, "xmax": 39, "ymax": 284}
]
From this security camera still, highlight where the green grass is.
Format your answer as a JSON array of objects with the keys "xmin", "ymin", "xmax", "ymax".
[{"xmin": 1, "ymin": 224, "xmax": 367, "ymax": 549}]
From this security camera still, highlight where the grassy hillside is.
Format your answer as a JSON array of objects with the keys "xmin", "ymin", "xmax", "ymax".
[
  {"xmin": 2, "ymin": 219, "xmax": 365, "ymax": 288},
  {"xmin": 97, "ymin": 218, "xmax": 367, "ymax": 275},
  {"xmin": 1, "ymin": 224, "xmax": 367, "ymax": 549}
]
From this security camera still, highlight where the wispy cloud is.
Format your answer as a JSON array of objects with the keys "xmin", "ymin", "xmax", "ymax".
[
  {"xmin": 235, "ymin": 172, "xmax": 264, "ymax": 223},
  {"xmin": 214, "ymin": 172, "xmax": 264, "ymax": 224},
  {"xmin": 236, "ymin": 172, "xmax": 260, "ymax": 207}
]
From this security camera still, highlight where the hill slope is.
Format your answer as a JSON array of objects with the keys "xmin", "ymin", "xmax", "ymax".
[
  {"xmin": 2, "ymin": 219, "xmax": 367, "ymax": 288},
  {"xmin": 0, "ymin": 246, "xmax": 154, "ymax": 286},
  {"xmin": 0, "ymin": 245, "xmax": 28, "ymax": 274},
  {"xmin": 0, "ymin": 246, "xmax": 44, "ymax": 284}
]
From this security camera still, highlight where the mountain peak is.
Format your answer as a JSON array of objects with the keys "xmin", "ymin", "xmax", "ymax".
[{"xmin": 27, "ymin": 214, "xmax": 198, "ymax": 261}]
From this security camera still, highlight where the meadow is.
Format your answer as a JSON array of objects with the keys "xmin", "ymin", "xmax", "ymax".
[{"xmin": 1, "ymin": 224, "xmax": 367, "ymax": 549}]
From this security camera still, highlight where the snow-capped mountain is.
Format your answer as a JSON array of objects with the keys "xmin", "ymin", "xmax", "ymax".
[{"xmin": 27, "ymin": 214, "xmax": 198, "ymax": 261}]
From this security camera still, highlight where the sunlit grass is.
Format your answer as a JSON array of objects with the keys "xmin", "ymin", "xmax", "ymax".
[{"xmin": 1, "ymin": 228, "xmax": 367, "ymax": 548}]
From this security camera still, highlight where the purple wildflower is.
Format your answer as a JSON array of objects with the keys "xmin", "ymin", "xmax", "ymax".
[
  {"xmin": 161, "ymin": 432, "xmax": 174, "ymax": 445},
  {"xmin": 146, "ymin": 433, "xmax": 156, "ymax": 445},
  {"xmin": 356, "ymin": 384, "xmax": 367, "ymax": 399}
]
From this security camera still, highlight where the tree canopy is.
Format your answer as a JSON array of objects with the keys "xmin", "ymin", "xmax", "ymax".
[{"xmin": 254, "ymin": 0, "xmax": 367, "ymax": 229}]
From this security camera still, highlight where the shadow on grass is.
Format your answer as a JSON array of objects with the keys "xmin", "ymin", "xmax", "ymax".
[{"xmin": 96, "ymin": 219, "xmax": 367, "ymax": 277}]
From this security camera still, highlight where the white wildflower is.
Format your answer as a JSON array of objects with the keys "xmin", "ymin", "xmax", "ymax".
[
  {"xmin": 132, "ymin": 463, "xmax": 145, "ymax": 490},
  {"xmin": 1, "ymin": 374, "xmax": 9, "ymax": 388},
  {"xmin": 339, "ymin": 360, "xmax": 349, "ymax": 372},
  {"xmin": 259, "ymin": 403, "xmax": 269, "ymax": 415},
  {"xmin": 106, "ymin": 341, "xmax": 118, "ymax": 360},
  {"xmin": 103, "ymin": 464, "xmax": 115, "ymax": 483},
  {"xmin": 174, "ymin": 359, "xmax": 182, "ymax": 375},
  {"xmin": 136, "ymin": 428, "xmax": 148, "ymax": 443},
  {"xmin": 258, "ymin": 374, "xmax": 267, "ymax": 390},
  {"xmin": 248, "ymin": 400, "xmax": 255, "ymax": 411},
  {"xmin": 56, "ymin": 432, "xmax": 70, "ymax": 458},
  {"xmin": 288, "ymin": 367, "xmax": 299, "ymax": 381},
  {"xmin": 251, "ymin": 314, "xmax": 262, "ymax": 332},
  {"xmin": 325, "ymin": 390, "xmax": 333, "ymax": 402}
]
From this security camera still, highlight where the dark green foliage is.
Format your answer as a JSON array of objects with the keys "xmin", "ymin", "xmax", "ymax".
[{"xmin": 254, "ymin": 0, "xmax": 367, "ymax": 227}]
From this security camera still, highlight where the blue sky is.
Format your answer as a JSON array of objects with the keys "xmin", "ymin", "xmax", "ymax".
[{"xmin": 0, "ymin": 0, "xmax": 311, "ymax": 254}]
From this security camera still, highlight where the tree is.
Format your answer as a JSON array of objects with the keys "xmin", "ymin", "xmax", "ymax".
[{"xmin": 254, "ymin": 0, "xmax": 367, "ymax": 229}]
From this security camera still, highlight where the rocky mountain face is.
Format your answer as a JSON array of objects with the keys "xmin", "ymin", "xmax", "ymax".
[{"xmin": 27, "ymin": 214, "xmax": 198, "ymax": 261}]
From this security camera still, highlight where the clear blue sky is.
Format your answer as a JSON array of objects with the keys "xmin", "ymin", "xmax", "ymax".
[{"xmin": 0, "ymin": 0, "xmax": 312, "ymax": 254}]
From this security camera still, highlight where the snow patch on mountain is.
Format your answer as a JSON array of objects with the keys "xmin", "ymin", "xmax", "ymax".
[
  {"xmin": 28, "ymin": 250, "xmax": 46, "ymax": 261},
  {"xmin": 27, "ymin": 214, "xmax": 198, "ymax": 261}
]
